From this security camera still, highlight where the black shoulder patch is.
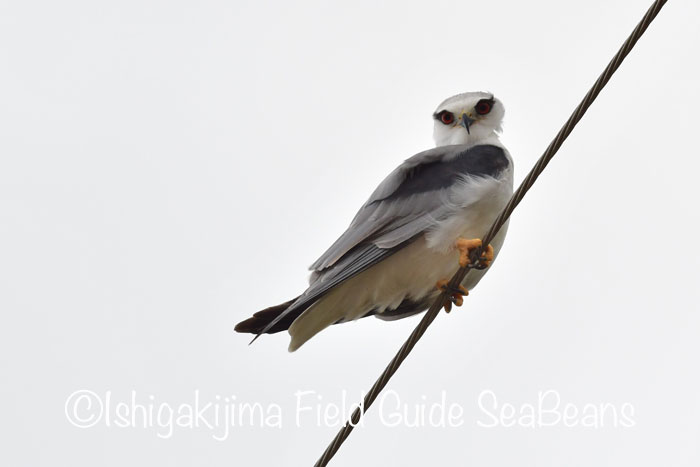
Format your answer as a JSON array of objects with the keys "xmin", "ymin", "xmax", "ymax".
[{"xmin": 377, "ymin": 144, "xmax": 509, "ymax": 202}]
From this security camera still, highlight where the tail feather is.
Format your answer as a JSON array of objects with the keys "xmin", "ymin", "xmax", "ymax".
[{"xmin": 234, "ymin": 297, "xmax": 301, "ymax": 335}]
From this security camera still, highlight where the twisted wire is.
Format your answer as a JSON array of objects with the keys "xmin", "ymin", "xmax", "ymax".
[{"xmin": 314, "ymin": 1, "xmax": 668, "ymax": 465}]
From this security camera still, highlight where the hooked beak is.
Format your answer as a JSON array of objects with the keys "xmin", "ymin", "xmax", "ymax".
[{"xmin": 460, "ymin": 113, "xmax": 475, "ymax": 134}]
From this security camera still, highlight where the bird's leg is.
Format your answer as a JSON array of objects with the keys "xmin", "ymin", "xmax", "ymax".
[
  {"xmin": 434, "ymin": 238, "xmax": 495, "ymax": 313},
  {"xmin": 435, "ymin": 279, "xmax": 469, "ymax": 313},
  {"xmin": 455, "ymin": 237, "xmax": 495, "ymax": 269}
]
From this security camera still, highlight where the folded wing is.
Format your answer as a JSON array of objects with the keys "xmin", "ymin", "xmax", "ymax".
[{"xmin": 257, "ymin": 144, "xmax": 509, "ymax": 336}]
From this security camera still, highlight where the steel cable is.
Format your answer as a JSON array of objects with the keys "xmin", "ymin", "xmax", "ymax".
[{"xmin": 314, "ymin": 1, "xmax": 668, "ymax": 465}]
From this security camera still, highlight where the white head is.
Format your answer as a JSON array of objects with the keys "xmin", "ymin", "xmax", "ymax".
[{"xmin": 432, "ymin": 91, "xmax": 505, "ymax": 146}]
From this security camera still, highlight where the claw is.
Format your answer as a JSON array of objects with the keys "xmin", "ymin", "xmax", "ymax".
[
  {"xmin": 436, "ymin": 279, "xmax": 469, "ymax": 313},
  {"xmin": 455, "ymin": 238, "xmax": 495, "ymax": 269}
]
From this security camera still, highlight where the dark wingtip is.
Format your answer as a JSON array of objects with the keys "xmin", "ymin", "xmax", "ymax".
[
  {"xmin": 234, "ymin": 316, "xmax": 257, "ymax": 334},
  {"xmin": 248, "ymin": 334, "xmax": 262, "ymax": 345},
  {"xmin": 234, "ymin": 296, "xmax": 302, "ymax": 340}
]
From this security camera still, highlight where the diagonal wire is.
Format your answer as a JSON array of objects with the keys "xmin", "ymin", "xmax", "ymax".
[{"xmin": 314, "ymin": 0, "xmax": 668, "ymax": 465}]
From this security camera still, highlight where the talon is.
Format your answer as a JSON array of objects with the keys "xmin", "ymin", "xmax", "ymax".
[
  {"xmin": 455, "ymin": 237, "xmax": 495, "ymax": 269},
  {"xmin": 436, "ymin": 279, "xmax": 450, "ymax": 291},
  {"xmin": 455, "ymin": 238, "xmax": 482, "ymax": 268},
  {"xmin": 435, "ymin": 280, "xmax": 469, "ymax": 313},
  {"xmin": 484, "ymin": 244, "xmax": 494, "ymax": 262},
  {"xmin": 476, "ymin": 244, "xmax": 495, "ymax": 269}
]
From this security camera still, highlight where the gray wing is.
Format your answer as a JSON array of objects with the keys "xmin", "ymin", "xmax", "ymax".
[
  {"xmin": 309, "ymin": 143, "xmax": 510, "ymax": 270},
  {"xmin": 257, "ymin": 144, "xmax": 509, "ymax": 335}
]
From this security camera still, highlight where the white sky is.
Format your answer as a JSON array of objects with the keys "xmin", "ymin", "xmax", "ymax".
[{"xmin": 1, "ymin": 0, "xmax": 699, "ymax": 465}]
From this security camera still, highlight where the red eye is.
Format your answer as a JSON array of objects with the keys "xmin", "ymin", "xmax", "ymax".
[
  {"xmin": 475, "ymin": 99, "xmax": 493, "ymax": 115},
  {"xmin": 439, "ymin": 111, "xmax": 455, "ymax": 125}
]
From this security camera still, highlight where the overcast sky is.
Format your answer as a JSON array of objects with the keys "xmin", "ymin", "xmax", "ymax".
[{"xmin": 1, "ymin": 0, "xmax": 699, "ymax": 465}]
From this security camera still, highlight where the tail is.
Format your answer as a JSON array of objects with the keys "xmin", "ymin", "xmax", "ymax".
[{"xmin": 234, "ymin": 297, "xmax": 302, "ymax": 335}]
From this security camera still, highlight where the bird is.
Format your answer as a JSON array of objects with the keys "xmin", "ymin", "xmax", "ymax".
[{"xmin": 235, "ymin": 91, "xmax": 514, "ymax": 351}]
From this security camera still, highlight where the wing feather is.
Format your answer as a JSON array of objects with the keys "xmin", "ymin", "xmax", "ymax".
[
  {"xmin": 256, "ymin": 143, "xmax": 510, "ymax": 336},
  {"xmin": 309, "ymin": 144, "xmax": 509, "ymax": 269}
]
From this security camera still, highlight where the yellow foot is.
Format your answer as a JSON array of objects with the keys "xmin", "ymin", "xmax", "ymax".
[
  {"xmin": 455, "ymin": 238, "xmax": 495, "ymax": 269},
  {"xmin": 436, "ymin": 279, "xmax": 469, "ymax": 313}
]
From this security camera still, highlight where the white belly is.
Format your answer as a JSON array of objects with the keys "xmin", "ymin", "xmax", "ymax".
[{"xmin": 335, "ymin": 172, "xmax": 513, "ymax": 315}]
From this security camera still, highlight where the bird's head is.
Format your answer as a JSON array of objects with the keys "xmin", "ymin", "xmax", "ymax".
[{"xmin": 432, "ymin": 92, "xmax": 504, "ymax": 146}]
